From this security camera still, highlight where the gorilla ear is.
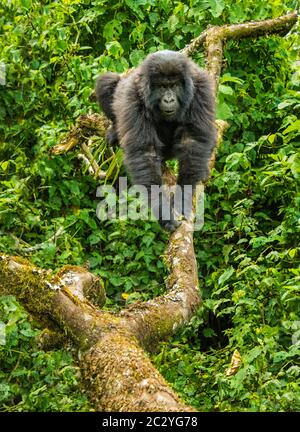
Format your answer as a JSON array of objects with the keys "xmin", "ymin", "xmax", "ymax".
[
  {"xmin": 184, "ymin": 75, "xmax": 195, "ymax": 106},
  {"xmin": 135, "ymin": 72, "xmax": 152, "ymax": 110}
]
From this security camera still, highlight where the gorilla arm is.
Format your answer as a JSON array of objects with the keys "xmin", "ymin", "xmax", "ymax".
[
  {"xmin": 120, "ymin": 115, "xmax": 163, "ymax": 188},
  {"xmin": 95, "ymin": 72, "xmax": 120, "ymax": 146},
  {"xmin": 176, "ymin": 71, "xmax": 216, "ymax": 216}
]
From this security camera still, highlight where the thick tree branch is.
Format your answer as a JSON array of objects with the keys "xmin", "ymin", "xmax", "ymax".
[
  {"xmin": 182, "ymin": 13, "xmax": 297, "ymax": 55},
  {"xmin": 182, "ymin": 11, "xmax": 297, "ymax": 89},
  {"xmin": 82, "ymin": 335, "xmax": 193, "ymax": 411}
]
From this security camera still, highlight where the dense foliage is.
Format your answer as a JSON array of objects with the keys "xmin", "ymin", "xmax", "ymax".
[
  {"xmin": 0, "ymin": 0, "xmax": 299, "ymax": 411},
  {"xmin": 0, "ymin": 296, "xmax": 90, "ymax": 411}
]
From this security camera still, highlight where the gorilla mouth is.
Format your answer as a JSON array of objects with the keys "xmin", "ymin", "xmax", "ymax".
[{"xmin": 163, "ymin": 109, "xmax": 176, "ymax": 116}]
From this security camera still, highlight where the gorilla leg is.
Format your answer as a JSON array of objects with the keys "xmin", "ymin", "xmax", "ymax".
[
  {"xmin": 176, "ymin": 136, "xmax": 212, "ymax": 219},
  {"xmin": 125, "ymin": 148, "xmax": 180, "ymax": 231}
]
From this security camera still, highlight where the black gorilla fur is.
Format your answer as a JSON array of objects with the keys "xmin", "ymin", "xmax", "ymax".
[{"xmin": 95, "ymin": 50, "xmax": 216, "ymax": 231}]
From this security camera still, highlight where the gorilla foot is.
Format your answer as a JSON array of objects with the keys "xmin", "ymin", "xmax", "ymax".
[{"xmin": 160, "ymin": 219, "xmax": 182, "ymax": 232}]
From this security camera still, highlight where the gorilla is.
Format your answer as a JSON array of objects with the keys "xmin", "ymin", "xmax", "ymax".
[{"xmin": 95, "ymin": 50, "xmax": 216, "ymax": 231}]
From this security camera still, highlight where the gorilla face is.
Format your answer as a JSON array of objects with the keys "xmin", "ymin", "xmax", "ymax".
[
  {"xmin": 150, "ymin": 78, "xmax": 182, "ymax": 120},
  {"xmin": 138, "ymin": 50, "xmax": 194, "ymax": 121},
  {"xmin": 136, "ymin": 51, "xmax": 195, "ymax": 123}
]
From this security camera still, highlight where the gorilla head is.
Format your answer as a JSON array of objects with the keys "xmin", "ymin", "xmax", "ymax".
[{"xmin": 137, "ymin": 50, "xmax": 195, "ymax": 122}]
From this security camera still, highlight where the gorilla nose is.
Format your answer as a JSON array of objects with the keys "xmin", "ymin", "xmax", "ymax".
[{"xmin": 163, "ymin": 95, "xmax": 175, "ymax": 104}]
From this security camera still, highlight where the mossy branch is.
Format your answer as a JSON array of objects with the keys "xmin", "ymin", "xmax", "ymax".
[{"xmin": 182, "ymin": 11, "xmax": 298, "ymax": 89}]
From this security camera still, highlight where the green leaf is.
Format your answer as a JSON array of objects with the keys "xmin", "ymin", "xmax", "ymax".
[
  {"xmin": 167, "ymin": 15, "xmax": 179, "ymax": 33},
  {"xmin": 216, "ymin": 102, "xmax": 233, "ymax": 120},
  {"xmin": 220, "ymin": 74, "xmax": 244, "ymax": 85},
  {"xmin": 105, "ymin": 41, "xmax": 124, "ymax": 58},
  {"xmin": 103, "ymin": 20, "xmax": 123, "ymax": 40},
  {"xmin": 246, "ymin": 346, "xmax": 262, "ymax": 363},
  {"xmin": 129, "ymin": 49, "xmax": 145, "ymax": 67},
  {"xmin": 219, "ymin": 84, "xmax": 234, "ymax": 95},
  {"xmin": 124, "ymin": 0, "xmax": 145, "ymax": 19},
  {"xmin": 0, "ymin": 161, "xmax": 9, "ymax": 171},
  {"xmin": 283, "ymin": 120, "xmax": 300, "ymax": 135},
  {"xmin": 218, "ymin": 267, "xmax": 235, "ymax": 286},
  {"xmin": 208, "ymin": 0, "xmax": 225, "ymax": 17}
]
